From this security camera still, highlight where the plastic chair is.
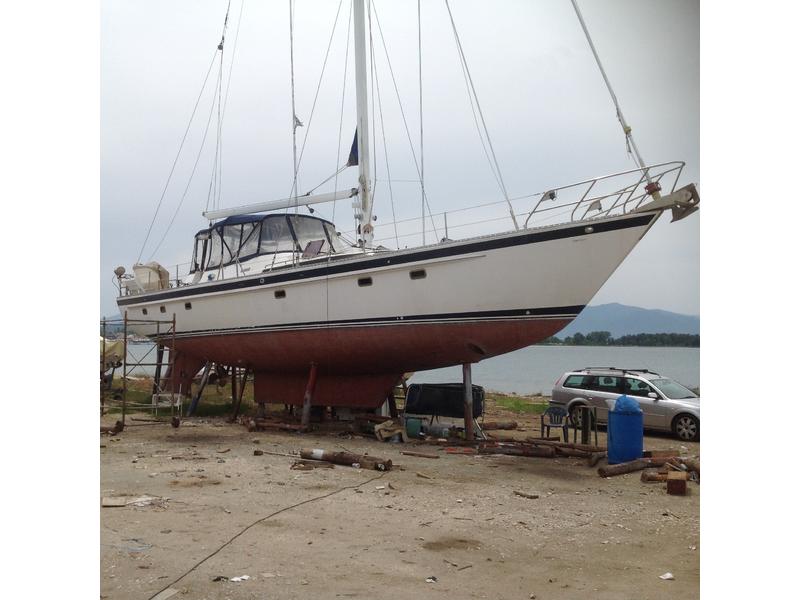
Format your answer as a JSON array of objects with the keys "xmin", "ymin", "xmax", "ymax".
[{"xmin": 540, "ymin": 406, "xmax": 570, "ymax": 442}]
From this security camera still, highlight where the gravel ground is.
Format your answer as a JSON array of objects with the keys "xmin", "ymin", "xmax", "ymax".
[{"xmin": 100, "ymin": 402, "xmax": 699, "ymax": 600}]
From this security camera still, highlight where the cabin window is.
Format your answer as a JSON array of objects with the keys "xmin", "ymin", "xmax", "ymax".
[
  {"xmin": 205, "ymin": 232, "xmax": 222, "ymax": 269},
  {"xmin": 323, "ymin": 222, "xmax": 347, "ymax": 253},
  {"xmin": 221, "ymin": 224, "xmax": 243, "ymax": 264},
  {"xmin": 239, "ymin": 222, "xmax": 261, "ymax": 259},
  {"xmin": 358, "ymin": 277, "xmax": 373, "ymax": 287},
  {"xmin": 142, "ymin": 308, "xmax": 148, "ymax": 315},
  {"xmin": 288, "ymin": 215, "xmax": 329, "ymax": 255},
  {"xmin": 274, "ymin": 290, "xmax": 286, "ymax": 299},
  {"xmin": 260, "ymin": 217, "xmax": 295, "ymax": 254},
  {"xmin": 184, "ymin": 302, "xmax": 192, "ymax": 310},
  {"xmin": 409, "ymin": 269, "xmax": 427, "ymax": 280},
  {"xmin": 159, "ymin": 306, "xmax": 166, "ymax": 313}
]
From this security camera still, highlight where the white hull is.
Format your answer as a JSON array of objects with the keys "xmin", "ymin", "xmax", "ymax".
[{"xmin": 119, "ymin": 211, "xmax": 657, "ymax": 339}]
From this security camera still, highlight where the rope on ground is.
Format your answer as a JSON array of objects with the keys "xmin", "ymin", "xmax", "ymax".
[{"xmin": 146, "ymin": 471, "xmax": 386, "ymax": 599}]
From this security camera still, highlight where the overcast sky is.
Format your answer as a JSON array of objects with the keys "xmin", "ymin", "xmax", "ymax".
[{"xmin": 101, "ymin": 0, "xmax": 699, "ymax": 317}]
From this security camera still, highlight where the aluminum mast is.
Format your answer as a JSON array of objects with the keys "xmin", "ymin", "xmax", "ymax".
[{"xmin": 352, "ymin": 0, "xmax": 374, "ymax": 247}]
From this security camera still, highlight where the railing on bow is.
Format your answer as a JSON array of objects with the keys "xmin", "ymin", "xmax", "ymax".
[{"xmin": 364, "ymin": 161, "xmax": 686, "ymax": 249}]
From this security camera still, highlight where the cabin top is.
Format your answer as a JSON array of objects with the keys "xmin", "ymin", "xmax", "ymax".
[{"xmin": 190, "ymin": 213, "xmax": 349, "ymax": 274}]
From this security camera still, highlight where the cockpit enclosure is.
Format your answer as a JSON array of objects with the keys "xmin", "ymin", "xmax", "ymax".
[{"xmin": 190, "ymin": 214, "xmax": 349, "ymax": 274}]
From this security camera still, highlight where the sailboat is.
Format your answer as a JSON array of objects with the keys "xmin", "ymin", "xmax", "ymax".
[{"xmin": 114, "ymin": 0, "xmax": 699, "ymax": 410}]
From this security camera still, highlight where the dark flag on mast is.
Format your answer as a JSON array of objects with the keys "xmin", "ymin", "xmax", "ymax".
[{"xmin": 346, "ymin": 129, "xmax": 359, "ymax": 167}]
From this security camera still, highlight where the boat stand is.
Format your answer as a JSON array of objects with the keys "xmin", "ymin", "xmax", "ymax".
[
  {"xmin": 463, "ymin": 363, "xmax": 475, "ymax": 441},
  {"xmin": 300, "ymin": 362, "xmax": 318, "ymax": 432},
  {"xmin": 100, "ymin": 313, "xmax": 180, "ymax": 432}
]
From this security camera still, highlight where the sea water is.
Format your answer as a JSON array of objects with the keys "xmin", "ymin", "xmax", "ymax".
[{"xmin": 124, "ymin": 343, "xmax": 699, "ymax": 396}]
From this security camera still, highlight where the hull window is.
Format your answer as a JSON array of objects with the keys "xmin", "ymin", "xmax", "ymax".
[
  {"xmin": 274, "ymin": 290, "xmax": 286, "ymax": 299},
  {"xmin": 410, "ymin": 269, "xmax": 427, "ymax": 280},
  {"xmin": 358, "ymin": 277, "xmax": 373, "ymax": 287}
]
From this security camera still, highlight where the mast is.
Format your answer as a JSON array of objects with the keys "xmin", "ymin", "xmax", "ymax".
[{"xmin": 352, "ymin": 0, "xmax": 374, "ymax": 247}]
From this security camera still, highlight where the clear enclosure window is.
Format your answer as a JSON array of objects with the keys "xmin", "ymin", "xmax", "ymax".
[
  {"xmin": 260, "ymin": 217, "xmax": 295, "ymax": 254},
  {"xmin": 239, "ymin": 222, "xmax": 260, "ymax": 259}
]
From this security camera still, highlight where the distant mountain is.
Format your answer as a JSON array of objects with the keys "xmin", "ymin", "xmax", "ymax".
[{"xmin": 556, "ymin": 303, "xmax": 699, "ymax": 338}]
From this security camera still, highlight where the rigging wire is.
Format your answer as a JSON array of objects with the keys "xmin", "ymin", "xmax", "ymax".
[
  {"xmin": 136, "ymin": 48, "xmax": 219, "ymax": 263},
  {"xmin": 148, "ymin": 0, "xmax": 245, "ymax": 260},
  {"xmin": 370, "ymin": 7, "xmax": 399, "ymax": 249},
  {"xmin": 293, "ymin": 0, "xmax": 345, "ymax": 185},
  {"xmin": 289, "ymin": 0, "xmax": 300, "ymax": 209},
  {"xmin": 443, "ymin": 0, "xmax": 518, "ymax": 230},
  {"xmin": 215, "ymin": 1, "xmax": 232, "ymax": 211},
  {"xmin": 569, "ymin": 0, "xmax": 651, "ymax": 182},
  {"xmin": 370, "ymin": 1, "xmax": 438, "ymax": 241},
  {"xmin": 332, "ymin": 0, "xmax": 353, "ymax": 227},
  {"xmin": 148, "ymin": 72, "xmax": 221, "ymax": 260}
]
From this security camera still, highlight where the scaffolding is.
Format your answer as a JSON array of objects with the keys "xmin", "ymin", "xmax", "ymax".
[{"xmin": 100, "ymin": 312, "xmax": 180, "ymax": 429}]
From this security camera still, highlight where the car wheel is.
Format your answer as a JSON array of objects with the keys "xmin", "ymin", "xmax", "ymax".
[
  {"xmin": 673, "ymin": 414, "xmax": 699, "ymax": 442},
  {"xmin": 569, "ymin": 404, "xmax": 586, "ymax": 429}
]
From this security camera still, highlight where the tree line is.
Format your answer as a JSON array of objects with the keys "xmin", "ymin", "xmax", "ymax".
[{"xmin": 539, "ymin": 331, "xmax": 699, "ymax": 347}]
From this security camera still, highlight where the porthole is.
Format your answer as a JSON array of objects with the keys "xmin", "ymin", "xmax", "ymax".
[
  {"xmin": 159, "ymin": 306, "xmax": 166, "ymax": 313},
  {"xmin": 409, "ymin": 269, "xmax": 427, "ymax": 280},
  {"xmin": 358, "ymin": 277, "xmax": 373, "ymax": 287},
  {"xmin": 274, "ymin": 290, "xmax": 286, "ymax": 299},
  {"xmin": 142, "ymin": 308, "xmax": 148, "ymax": 316},
  {"xmin": 184, "ymin": 302, "xmax": 192, "ymax": 310}
]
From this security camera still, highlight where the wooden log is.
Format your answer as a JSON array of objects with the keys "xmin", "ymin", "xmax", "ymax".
[
  {"xmin": 400, "ymin": 451, "xmax": 439, "ymax": 459},
  {"xmin": 667, "ymin": 471, "xmax": 689, "ymax": 495},
  {"xmin": 552, "ymin": 447, "xmax": 592, "ymax": 458},
  {"xmin": 524, "ymin": 438, "xmax": 605, "ymax": 453},
  {"xmin": 588, "ymin": 451, "xmax": 607, "ymax": 468},
  {"xmin": 681, "ymin": 457, "xmax": 700, "ymax": 474},
  {"xmin": 481, "ymin": 421, "xmax": 519, "ymax": 430},
  {"xmin": 485, "ymin": 433, "xmax": 519, "ymax": 442},
  {"xmin": 597, "ymin": 457, "xmax": 677, "ymax": 477},
  {"xmin": 477, "ymin": 444, "xmax": 555, "ymax": 458},
  {"xmin": 640, "ymin": 469, "xmax": 669, "ymax": 482},
  {"xmin": 643, "ymin": 449, "xmax": 682, "ymax": 458},
  {"xmin": 299, "ymin": 448, "xmax": 392, "ymax": 471}
]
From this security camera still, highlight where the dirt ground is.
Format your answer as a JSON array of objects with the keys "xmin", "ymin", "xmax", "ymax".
[{"xmin": 100, "ymin": 400, "xmax": 699, "ymax": 600}]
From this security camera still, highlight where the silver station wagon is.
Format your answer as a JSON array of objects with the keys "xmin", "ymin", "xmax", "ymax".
[{"xmin": 550, "ymin": 367, "xmax": 700, "ymax": 442}]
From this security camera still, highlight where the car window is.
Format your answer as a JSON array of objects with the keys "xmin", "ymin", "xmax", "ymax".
[
  {"xmin": 650, "ymin": 378, "xmax": 698, "ymax": 399},
  {"xmin": 624, "ymin": 377, "xmax": 654, "ymax": 397},
  {"xmin": 589, "ymin": 375, "xmax": 620, "ymax": 394},
  {"xmin": 563, "ymin": 375, "xmax": 590, "ymax": 389}
]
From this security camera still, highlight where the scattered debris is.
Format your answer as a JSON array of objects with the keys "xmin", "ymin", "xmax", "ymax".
[
  {"xmin": 416, "ymin": 471, "xmax": 434, "ymax": 480},
  {"xmin": 299, "ymin": 448, "xmax": 392, "ymax": 471},
  {"xmin": 659, "ymin": 572, "xmax": 675, "ymax": 580},
  {"xmin": 102, "ymin": 495, "xmax": 168, "ymax": 508},
  {"xmin": 598, "ymin": 457, "xmax": 677, "ymax": 477},
  {"xmin": 667, "ymin": 471, "xmax": 689, "ymax": 495},
  {"xmin": 101, "ymin": 421, "xmax": 124, "ymax": 435},
  {"xmin": 101, "ymin": 497, "xmax": 129, "ymax": 508},
  {"xmin": 291, "ymin": 459, "xmax": 335, "ymax": 470},
  {"xmin": 151, "ymin": 588, "xmax": 179, "ymax": 600},
  {"xmin": 400, "ymin": 451, "xmax": 439, "ymax": 459},
  {"xmin": 513, "ymin": 491, "xmax": 540, "ymax": 500},
  {"xmin": 374, "ymin": 419, "xmax": 408, "ymax": 442},
  {"xmin": 217, "ymin": 448, "xmax": 231, "ymax": 453},
  {"xmin": 254, "ymin": 449, "xmax": 264, "ymax": 456},
  {"xmin": 425, "ymin": 576, "xmax": 438, "ymax": 583},
  {"xmin": 481, "ymin": 421, "xmax": 518, "ymax": 430},
  {"xmin": 230, "ymin": 575, "xmax": 250, "ymax": 582}
]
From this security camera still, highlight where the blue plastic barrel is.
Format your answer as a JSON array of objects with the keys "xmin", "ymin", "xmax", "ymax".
[{"xmin": 607, "ymin": 394, "xmax": 644, "ymax": 464}]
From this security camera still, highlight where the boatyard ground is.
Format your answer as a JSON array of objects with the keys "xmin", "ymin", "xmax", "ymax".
[{"xmin": 100, "ymin": 394, "xmax": 699, "ymax": 600}]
